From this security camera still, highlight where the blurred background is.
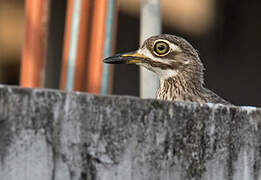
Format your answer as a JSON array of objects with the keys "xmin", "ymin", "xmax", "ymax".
[{"xmin": 0, "ymin": 0, "xmax": 260, "ymax": 106}]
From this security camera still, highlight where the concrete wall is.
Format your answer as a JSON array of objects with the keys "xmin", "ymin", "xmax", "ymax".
[{"xmin": 0, "ymin": 85, "xmax": 260, "ymax": 180}]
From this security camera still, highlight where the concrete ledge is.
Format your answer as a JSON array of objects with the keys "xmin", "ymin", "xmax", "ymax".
[{"xmin": 0, "ymin": 85, "xmax": 260, "ymax": 180}]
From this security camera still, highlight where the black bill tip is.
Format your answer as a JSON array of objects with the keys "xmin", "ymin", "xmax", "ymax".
[
  {"xmin": 103, "ymin": 54, "xmax": 127, "ymax": 64},
  {"xmin": 103, "ymin": 51, "xmax": 146, "ymax": 64}
]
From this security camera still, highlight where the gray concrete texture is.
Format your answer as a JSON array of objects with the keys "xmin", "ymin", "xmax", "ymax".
[{"xmin": 0, "ymin": 85, "xmax": 260, "ymax": 180}]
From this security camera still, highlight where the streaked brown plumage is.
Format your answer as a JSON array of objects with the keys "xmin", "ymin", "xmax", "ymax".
[{"xmin": 103, "ymin": 34, "xmax": 231, "ymax": 105}]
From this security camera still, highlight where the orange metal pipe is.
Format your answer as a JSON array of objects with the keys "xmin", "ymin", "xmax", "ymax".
[
  {"xmin": 73, "ymin": 0, "xmax": 92, "ymax": 91},
  {"xmin": 86, "ymin": 0, "xmax": 108, "ymax": 93},
  {"xmin": 20, "ymin": 0, "xmax": 50, "ymax": 87}
]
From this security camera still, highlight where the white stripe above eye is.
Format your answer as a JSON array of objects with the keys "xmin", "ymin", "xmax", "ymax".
[
  {"xmin": 137, "ymin": 39, "xmax": 182, "ymax": 64},
  {"xmin": 154, "ymin": 39, "xmax": 182, "ymax": 53}
]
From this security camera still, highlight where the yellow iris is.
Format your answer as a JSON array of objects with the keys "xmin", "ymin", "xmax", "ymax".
[{"xmin": 154, "ymin": 41, "xmax": 169, "ymax": 55}]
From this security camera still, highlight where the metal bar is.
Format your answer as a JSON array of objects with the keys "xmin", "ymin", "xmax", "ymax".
[
  {"xmin": 60, "ymin": 0, "xmax": 82, "ymax": 91},
  {"xmin": 66, "ymin": 0, "xmax": 82, "ymax": 91},
  {"xmin": 60, "ymin": 0, "xmax": 75, "ymax": 90},
  {"xmin": 140, "ymin": 0, "xmax": 161, "ymax": 98},
  {"xmin": 86, "ymin": 0, "xmax": 108, "ymax": 93},
  {"xmin": 60, "ymin": 0, "xmax": 92, "ymax": 91},
  {"xmin": 73, "ymin": 0, "xmax": 92, "ymax": 91},
  {"xmin": 101, "ymin": 0, "xmax": 117, "ymax": 95},
  {"xmin": 20, "ymin": 0, "xmax": 50, "ymax": 87}
]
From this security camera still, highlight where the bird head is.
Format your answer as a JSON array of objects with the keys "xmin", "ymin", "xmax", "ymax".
[{"xmin": 103, "ymin": 34, "xmax": 204, "ymax": 83}]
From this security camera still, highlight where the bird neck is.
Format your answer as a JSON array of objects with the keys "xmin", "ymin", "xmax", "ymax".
[{"xmin": 156, "ymin": 73, "xmax": 204, "ymax": 101}]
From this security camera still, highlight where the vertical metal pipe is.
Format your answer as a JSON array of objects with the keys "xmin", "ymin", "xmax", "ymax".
[
  {"xmin": 140, "ymin": 0, "xmax": 161, "ymax": 98},
  {"xmin": 86, "ymin": 0, "xmax": 108, "ymax": 93},
  {"xmin": 20, "ymin": 0, "xmax": 50, "ymax": 87},
  {"xmin": 101, "ymin": 0, "xmax": 117, "ymax": 95},
  {"xmin": 60, "ymin": 0, "xmax": 92, "ymax": 91},
  {"xmin": 73, "ymin": 0, "xmax": 91, "ymax": 91},
  {"xmin": 60, "ymin": 0, "xmax": 74, "ymax": 90},
  {"xmin": 66, "ymin": 0, "xmax": 82, "ymax": 91}
]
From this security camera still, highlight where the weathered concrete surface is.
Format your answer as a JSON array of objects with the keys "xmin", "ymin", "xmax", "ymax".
[{"xmin": 0, "ymin": 85, "xmax": 260, "ymax": 180}]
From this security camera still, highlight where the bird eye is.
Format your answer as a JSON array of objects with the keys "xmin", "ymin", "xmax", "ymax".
[{"xmin": 154, "ymin": 41, "xmax": 169, "ymax": 55}]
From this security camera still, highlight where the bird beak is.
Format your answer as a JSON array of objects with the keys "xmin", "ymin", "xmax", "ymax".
[{"xmin": 103, "ymin": 51, "xmax": 148, "ymax": 64}]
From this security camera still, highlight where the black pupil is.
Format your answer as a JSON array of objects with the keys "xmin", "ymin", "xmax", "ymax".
[{"xmin": 158, "ymin": 45, "xmax": 165, "ymax": 51}]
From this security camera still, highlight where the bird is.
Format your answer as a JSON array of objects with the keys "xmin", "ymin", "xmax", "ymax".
[{"xmin": 103, "ymin": 34, "xmax": 231, "ymax": 105}]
